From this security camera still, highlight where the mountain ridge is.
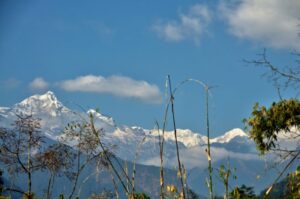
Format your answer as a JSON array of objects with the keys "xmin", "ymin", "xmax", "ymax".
[
  {"xmin": 0, "ymin": 91, "xmax": 254, "ymax": 168},
  {"xmin": 1, "ymin": 91, "xmax": 299, "ymax": 197},
  {"xmin": 0, "ymin": 91, "xmax": 248, "ymax": 144}
]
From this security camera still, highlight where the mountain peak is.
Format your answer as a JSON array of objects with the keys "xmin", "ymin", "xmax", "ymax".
[
  {"xmin": 19, "ymin": 91, "xmax": 58, "ymax": 104},
  {"xmin": 15, "ymin": 91, "xmax": 69, "ymax": 116},
  {"xmin": 44, "ymin": 90, "xmax": 56, "ymax": 99},
  {"xmin": 211, "ymin": 128, "xmax": 248, "ymax": 143},
  {"xmin": 87, "ymin": 109, "xmax": 116, "ymax": 127},
  {"xmin": 30, "ymin": 91, "xmax": 58, "ymax": 104}
]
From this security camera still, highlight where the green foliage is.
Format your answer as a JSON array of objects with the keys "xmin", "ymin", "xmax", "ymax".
[
  {"xmin": 219, "ymin": 164, "xmax": 231, "ymax": 199},
  {"xmin": 132, "ymin": 192, "xmax": 151, "ymax": 199},
  {"xmin": 245, "ymin": 99, "xmax": 300, "ymax": 153},
  {"xmin": 286, "ymin": 166, "xmax": 300, "ymax": 198},
  {"xmin": 218, "ymin": 161, "xmax": 237, "ymax": 199},
  {"xmin": 230, "ymin": 185, "xmax": 256, "ymax": 199}
]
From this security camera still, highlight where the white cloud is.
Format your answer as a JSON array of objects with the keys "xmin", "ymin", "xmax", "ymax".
[
  {"xmin": 174, "ymin": 146, "xmax": 259, "ymax": 169},
  {"xmin": 140, "ymin": 145, "xmax": 259, "ymax": 170},
  {"xmin": 29, "ymin": 77, "xmax": 49, "ymax": 91},
  {"xmin": 58, "ymin": 75, "xmax": 162, "ymax": 104},
  {"xmin": 220, "ymin": 0, "xmax": 300, "ymax": 50},
  {"xmin": 153, "ymin": 4, "xmax": 212, "ymax": 44}
]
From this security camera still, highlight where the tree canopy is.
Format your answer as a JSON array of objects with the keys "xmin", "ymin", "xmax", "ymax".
[{"xmin": 245, "ymin": 98, "xmax": 300, "ymax": 154}]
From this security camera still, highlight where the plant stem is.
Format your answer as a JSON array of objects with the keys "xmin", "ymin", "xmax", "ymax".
[
  {"xmin": 89, "ymin": 115, "xmax": 131, "ymax": 196},
  {"xmin": 168, "ymin": 75, "xmax": 186, "ymax": 199},
  {"xmin": 109, "ymin": 166, "xmax": 120, "ymax": 199},
  {"xmin": 46, "ymin": 173, "xmax": 54, "ymax": 199},
  {"xmin": 205, "ymin": 87, "xmax": 213, "ymax": 199},
  {"xmin": 28, "ymin": 132, "xmax": 32, "ymax": 199}
]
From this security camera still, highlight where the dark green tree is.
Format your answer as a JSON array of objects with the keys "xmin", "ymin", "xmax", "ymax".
[
  {"xmin": 245, "ymin": 99, "xmax": 300, "ymax": 154},
  {"xmin": 230, "ymin": 185, "xmax": 256, "ymax": 199},
  {"xmin": 245, "ymin": 50, "xmax": 300, "ymax": 197},
  {"xmin": 245, "ymin": 99, "xmax": 300, "ymax": 197},
  {"xmin": 132, "ymin": 192, "xmax": 151, "ymax": 199},
  {"xmin": 286, "ymin": 166, "xmax": 300, "ymax": 198}
]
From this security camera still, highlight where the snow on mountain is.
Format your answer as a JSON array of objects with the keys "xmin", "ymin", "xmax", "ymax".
[
  {"xmin": 88, "ymin": 109, "xmax": 116, "ymax": 127},
  {"xmin": 0, "ymin": 107, "xmax": 10, "ymax": 118},
  {"xmin": 149, "ymin": 128, "xmax": 249, "ymax": 148},
  {"xmin": 0, "ymin": 107, "xmax": 10, "ymax": 112},
  {"xmin": 0, "ymin": 91, "xmax": 261, "ymax": 170},
  {"xmin": 150, "ymin": 128, "xmax": 207, "ymax": 147},
  {"xmin": 15, "ymin": 91, "xmax": 70, "ymax": 116},
  {"xmin": 0, "ymin": 91, "xmax": 77, "ymax": 136},
  {"xmin": 0, "ymin": 91, "xmax": 246, "ymax": 145},
  {"xmin": 210, "ymin": 128, "xmax": 248, "ymax": 143},
  {"xmin": 107, "ymin": 126, "xmax": 258, "ymax": 169},
  {"xmin": 1, "ymin": 92, "xmax": 115, "ymax": 135}
]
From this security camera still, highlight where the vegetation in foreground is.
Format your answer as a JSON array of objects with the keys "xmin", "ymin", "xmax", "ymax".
[{"xmin": 0, "ymin": 52, "xmax": 300, "ymax": 198}]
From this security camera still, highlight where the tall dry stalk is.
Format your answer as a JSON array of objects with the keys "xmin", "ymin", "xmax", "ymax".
[
  {"xmin": 109, "ymin": 165, "xmax": 120, "ymax": 199},
  {"xmin": 170, "ymin": 78, "xmax": 214, "ymax": 199},
  {"xmin": 156, "ymin": 76, "xmax": 171, "ymax": 199},
  {"xmin": 131, "ymin": 134, "xmax": 146, "ymax": 197},
  {"xmin": 205, "ymin": 86, "xmax": 213, "ymax": 199},
  {"xmin": 156, "ymin": 121, "xmax": 165, "ymax": 199},
  {"xmin": 89, "ymin": 114, "xmax": 132, "ymax": 196},
  {"xmin": 167, "ymin": 75, "xmax": 186, "ymax": 199},
  {"xmin": 218, "ymin": 160, "xmax": 233, "ymax": 199},
  {"xmin": 182, "ymin": 165, "xmax": 190, "ymax": 199},
  {"xmin": 124, "ymin": 161, "xmax": 129, "ymax": 198}
]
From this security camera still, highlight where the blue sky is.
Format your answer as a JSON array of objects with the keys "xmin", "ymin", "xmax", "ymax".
[{"xmin": 1, "ymin": 0, "xmax": 299, "ymax": 136}]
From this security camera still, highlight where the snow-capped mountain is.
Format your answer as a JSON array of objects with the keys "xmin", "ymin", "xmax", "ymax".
[
  {"xmin": 0, "ymin": 91, "xmax": 256, "ymax": 169},
  {"xmin": 210, "ymin": 128, "xmax": 247, "ymax": 143},
  {"xmin": 15, "ymin": 91, "xmax": 69, "ymax": 116},
  {"xmin": 1, "ymin": 91, "xmax": 299, "ymax": 197},
  {"xmin": 3, "ymin": 91, "xmax": 294, "ymax": 171}
]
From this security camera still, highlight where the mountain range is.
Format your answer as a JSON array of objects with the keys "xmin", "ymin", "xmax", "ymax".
[{"xmin": 0, "ymin": 91, "xmax": 298, "ymax": 198}]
